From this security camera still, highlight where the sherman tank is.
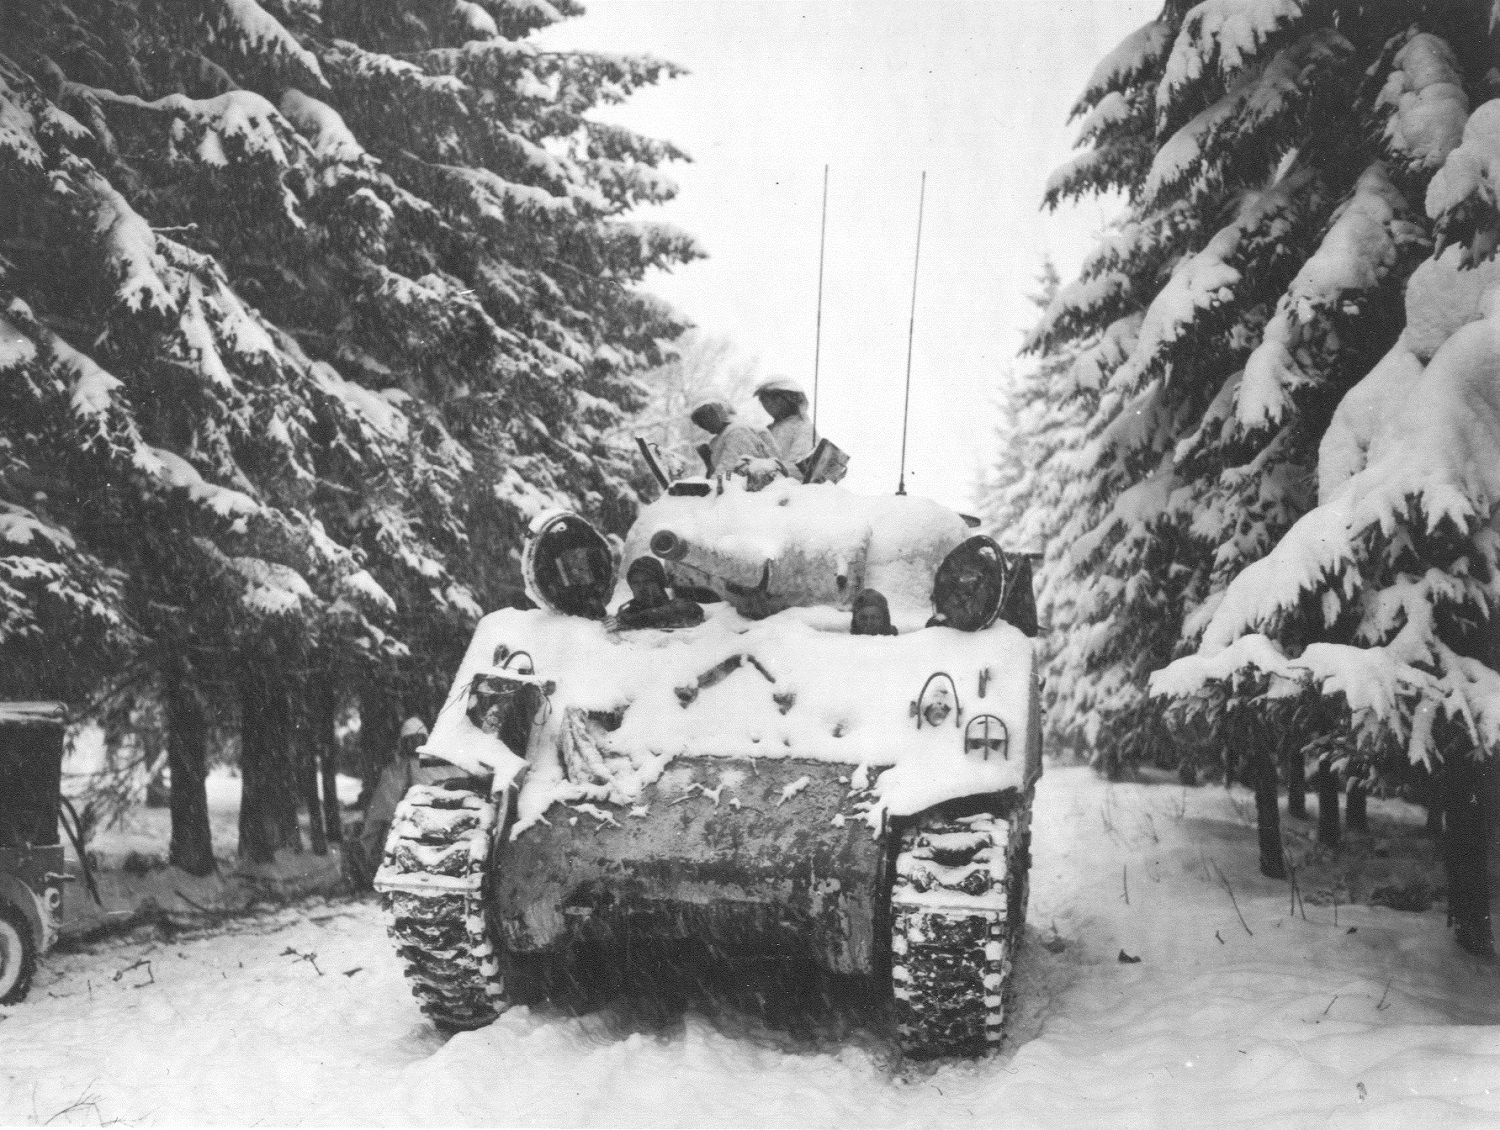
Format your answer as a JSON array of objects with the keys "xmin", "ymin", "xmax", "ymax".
[{"xmin": 373, "ymin": 475, "xmax": 1041, "ymax": 1058}]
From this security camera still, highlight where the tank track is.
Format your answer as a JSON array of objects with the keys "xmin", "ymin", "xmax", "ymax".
[
  {"xmin": 890, "ymin": 799, "xmax": 1031, "ymax": 1058},
  {"xmin": 373, "ymin": 781, "xmax": 505, "ymax": 1031}
]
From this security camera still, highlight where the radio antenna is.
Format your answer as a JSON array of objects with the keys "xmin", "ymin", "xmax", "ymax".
[
  {"xmin": 812, "ymin": 164, "xmax": 829, "ymax": 435},
  {"xmin": 896, "ymin": 171, "xmax": 926, "ymax": 497}
]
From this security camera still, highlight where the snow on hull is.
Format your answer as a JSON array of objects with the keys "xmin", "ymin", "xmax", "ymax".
[{"xmin": 423, "ymin": 605, "xmax": 1036, "ymax": 831}]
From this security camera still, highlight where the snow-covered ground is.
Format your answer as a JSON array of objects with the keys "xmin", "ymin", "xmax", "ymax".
[{"xmin": 5, "ymin": 764, "xmax": 1499, "ymax": 1127}]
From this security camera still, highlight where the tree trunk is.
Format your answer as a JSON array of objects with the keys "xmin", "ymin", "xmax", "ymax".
[
  {"xmin": 317, "ymin": 685, "xmax": 343, "ymax": 845},
  {"xmin": 165, "ymin": 677, "xmax": 215, "ymax": 876},
  {"xmin": 1487, "ymin": 748, "xmax": 1500, "ymax": 917},
  {"xmin": 239, "ymin": 670, "xmax": 303, "ymax": 863},
  {"xmin": 1316, "ymin": 757, "xmax": 1340, "ymax": 847},
  {"xmin": 296, "ymin": 703, "xmax": 328, "ymax": 857},
  {"xmin": 1346, "ymin": 778, "xmax": 1368, "ymax": 833},
  {"xmin": 1286, "ymin": 744, "xmax": 1307, "ymax": 819},
  {"xmin": 289, "ymin": 693, "xmax": 327, "ymax": 856},
  {"xmin": 359, "ymin": 689, "xmax": 401, "ymax": 809},
  {"xmin": 1252, "ymin": 746, "xmax": 1285, "ymax": 879},
  {"xmin": 1178, "ymin": 759, "xmax": 1198, "ymax": 786},
  {"xmin": 1444, "ymin": 749, "xmax": 1494, "ymax": 957}
]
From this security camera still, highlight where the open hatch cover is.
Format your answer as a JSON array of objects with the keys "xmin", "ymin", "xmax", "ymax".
[{"xmin": 521, "ymin": 510, "xmax": 615, "ymax": 619}]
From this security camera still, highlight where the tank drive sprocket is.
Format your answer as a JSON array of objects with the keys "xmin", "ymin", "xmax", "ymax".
[
  {"xmin": 890, "ymin": 799, "xmax": 1031, "ymax": 1057},
  {"xmin": 375, "ymin": 781, "xmax": 504, "ymax": 1031}
]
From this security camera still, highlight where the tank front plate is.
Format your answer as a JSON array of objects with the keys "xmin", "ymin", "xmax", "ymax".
[{"xmin": 492, "ymin": 757, "xmax": 886, "ymax": 975}]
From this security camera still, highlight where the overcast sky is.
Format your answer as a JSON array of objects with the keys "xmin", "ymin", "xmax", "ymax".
[{"xmin": 537, "ymin": 1, "xmax": 1157, "ymax": 512}]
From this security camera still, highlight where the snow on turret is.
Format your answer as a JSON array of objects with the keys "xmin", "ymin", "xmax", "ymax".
[{"xmin": 618, "ymin": 479, "xmax": 969, "ymax": 629}]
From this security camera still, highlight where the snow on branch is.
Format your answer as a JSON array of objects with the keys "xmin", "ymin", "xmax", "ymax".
[
  {"xmin": 1374, "ymin": 33, "xmax": 1468, "ymax": 177},
  {"xmin": 1396, "ymin": 244, "xmax": 1500, "ymax": 366},
  {"xmin": 1156, "ymin": 0, "xmax": 1313, "ymax": 127},
  {"xmin": 1071, "ymin": 19, "xmax": 1172, "ymax": 120},
  {"xmin": 1074, "ymin": 90, "xmax": 1135, "ymax": 147},
  {"xmin": 138, "ymin": 446, "xmax": 263, "ymax": 526},
  {"xmin": 470, "ymin": 0, "xmax": 579, "ymax": 41},
  {"xmin": 1162, "ymin": 284, "xmax": 1500, "ymax": 754},
  {"xmin": 0, "ymin": 67, "xmax": 47, "ymax": 173},
  {"xmin": 1071, "ymin": 461, "xmax": 1179, "ymax": 568},
  {"xmin": 413, "ymin": 40, "xmax": 541, "ymax": 91},
  {"xmin": 231, "ymin": 555, "xmax": 314, "ymax": 617},
  {"xmin": 452, "ymin": 0, "xmax": 500, "ymax": 42},
  {"xmin": 1426, "ymin": 99, "xmax": 1500, "ymax": 266},
  {"xmin": 1236, "ymin": 162, "xmax": 1424, "ymax": 431},
  {"xmin": 1114, "ymin": 167, "xmax": 1316, "ymax": 394},
  {"xmin": 1068, "ymin": 313, "xmax": 1143, "ymax": 396},
  {"xmin": 308, "ymin": 362, "xmax": 410, "ymax": 443},
  {"xmin": 0, "ymin": 309, "xmax": 37, "ymax": 374},
  {"xmin": 278, "ymin": 90, "xmax": 365, "ymax": 164},
  {"xmin": 1024, "ymin": 270, "xmax": 1134, "ymax": 355},
  {"xmin": 0, "ymin": 500, "xmax": 75, "ymax": 554},
  {"xmin": 1043, "ymin": 104, "xmax": 1160, "ymax": 210},
  {"xmin": 431, "ymin": 162, "xmax": 574, "ymax": 226},
  {"xmin": 92, "ymin": 87, "xmax": 305, "ymax": 171},
  {"xmin": 205, "ymin": 0, "xmax": 325, "ymax": 89},
  {"xmin": 1143, "ymin": 29, "xmax": 1348, "ymax": 212},
  {"xmin": 79, "ymin": 165, "xmax": 173, "ymax": 316}
]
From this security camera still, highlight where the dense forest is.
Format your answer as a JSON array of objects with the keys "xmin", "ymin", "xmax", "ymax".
[
  {"xmin": 981, "ymin": 0, "xmax": 1500, "ymax": 954},
  {"xmin": 0, "ymin": 0, "xmax": 697, "ymax": 870}
]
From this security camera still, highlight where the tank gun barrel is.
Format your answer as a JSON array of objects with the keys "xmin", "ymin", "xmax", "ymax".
[
  {"xmin": 646, "ymin": 526, "xmax": 859, "ymax": 616},
  {"xmin": 647, "ymin": 529, "xmax": 688, "ymax": 562},
  {"xmin": 647, "ymin": 529, "xmax": 776, "ymax": 591}
]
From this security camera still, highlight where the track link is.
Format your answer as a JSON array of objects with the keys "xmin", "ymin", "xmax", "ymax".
[
  {"xmin": 891, "ymin": 799, "xmax": 1031, "ymax": 1058},
  {"xmin": 374, "ymin": 782, "xmax": 504, "ymax": 1031}
]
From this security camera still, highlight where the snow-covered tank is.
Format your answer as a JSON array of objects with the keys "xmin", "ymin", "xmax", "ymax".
[{"xmin": 373, "ymin": 478, "xmax": 1041, "ymax": 1058}]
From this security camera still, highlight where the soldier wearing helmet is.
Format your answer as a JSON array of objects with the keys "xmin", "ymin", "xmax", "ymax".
[
  {"xmin": 754, "ymin": 376, "xmax": 817, "ymax": 467},
  {"xmin": 349, "ymin": 716, "xmax": 438, "ymax": 888},
  {"xmin": 689, "ymin": 399, "xmax": 790, "ymax": 489}
]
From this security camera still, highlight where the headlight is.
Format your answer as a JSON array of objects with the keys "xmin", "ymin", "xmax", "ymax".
[{"xmin": 964, "ymin": 714, "xmax": 1008, "ymax": 761}]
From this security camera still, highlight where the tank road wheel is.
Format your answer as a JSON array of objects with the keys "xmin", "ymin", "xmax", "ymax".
[
  {"xmin": 890, "ymin": 801, "xmax": 1032, "ymax": 1058},
  {"xmin": 0, "ymin": 900, "xmax": 37, "ymax": 1004},
  {"xmin": 374, "ymin": 782, "xmax": 504, "ymax": 1031}
]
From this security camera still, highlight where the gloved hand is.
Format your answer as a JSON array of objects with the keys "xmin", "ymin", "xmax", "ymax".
[{"xmin": 734, "ymin": 456, "xmax": 788, "ymax": 492}]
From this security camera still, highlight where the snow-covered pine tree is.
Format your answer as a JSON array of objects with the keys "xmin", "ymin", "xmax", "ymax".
[
  {"xmin": 975, "ymin": 260, "xmax": 1101, "ymax": 757},
  {"xmin": 1044, "ymin": 2, "xmax": 1500, "ymax": 942},
  {"xmin": 1039, "ymin": 0, "xmax": 1499, "ymax": 948},
  {"xmin": 0, "ymin": 52, "xmax": 425, "ymax": 865},
  {"xmin": 1033, "ymin": 3, "xmax": 1496, "ymax": 763},
  {"xmin": 976, "ymin": 261, "xmax": 1062, "ymax": 542},
  {"xmin": 1156, "ymin": 108, "xmax": 1500, "ymax": 951},
  {"xmin": 2, "ymin": 0, "xmax": 697, "ymax": 865}
]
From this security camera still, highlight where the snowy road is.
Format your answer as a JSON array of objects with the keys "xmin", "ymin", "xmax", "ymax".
[{"xmin": 4, "ymin": 765, "xmax": 1499, "ymax": 1127}]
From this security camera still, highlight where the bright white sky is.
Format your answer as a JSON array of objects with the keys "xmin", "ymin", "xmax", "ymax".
[{"xmin": 537, "ymin": 0, "xmax": 1157, "ymax": 511}]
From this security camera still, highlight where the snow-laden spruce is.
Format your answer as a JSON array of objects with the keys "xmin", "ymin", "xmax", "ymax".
[
  {"xmin": 1, "ymin": 0, "xmax": 698, "ymax": 868},
  {"xmin": 985, "ymin": 0, "xmax": 1499, "ymax": 947}
]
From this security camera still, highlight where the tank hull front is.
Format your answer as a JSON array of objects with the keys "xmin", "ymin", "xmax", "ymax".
[{"xmin": 490, "ymin": 757, "xmax": 889, "ymax": 976}]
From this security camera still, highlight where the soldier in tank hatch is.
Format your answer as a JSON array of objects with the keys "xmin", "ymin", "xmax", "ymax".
[
  {"xmin": 754, "ymin": 375, "xmax": 817, "ymax": 467},
  {"xmin": 688, "ymin": 398, "xmax": 791, "ymax": 488},
  {"xmin": 850, "ymin": 588, "xmax": 899, "ymax": 636},
  {"xmin": 614, "ymin": 556, "xmax": 705, "ymax": 630}
]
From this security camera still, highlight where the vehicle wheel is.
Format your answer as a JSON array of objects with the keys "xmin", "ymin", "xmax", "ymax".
[
  {"xmin": 0, "ymin": 900, "xmax": 37, "ymax": 1004},
  {"xmin": 375, "ymin": 781, "xmax": 506, "ymax": 1031},
  {"xmin": 890, "ymin": 801, "xmax": 1030, "ymax": 1058}
]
